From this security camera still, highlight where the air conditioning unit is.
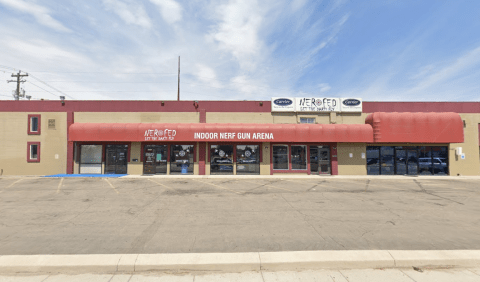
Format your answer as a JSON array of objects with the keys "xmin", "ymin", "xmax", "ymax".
[{"xmin": 455, "ymin": 147, "xmax": 462, "ymax": 156}]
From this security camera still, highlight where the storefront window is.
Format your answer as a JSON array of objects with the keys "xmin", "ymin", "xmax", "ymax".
[
  {"xmin": 80, "ymin": 145, "xmax": 102, "ymax": 174},
  {"xmin": 419, "ymin": 146, "xmax": 432, "ymax": 175},
  {"xmin": 432, "ymin": 146, "xmax": 448, "ymax": 175},
  {"xmin": 367, "ymin": 146, "xmax": 447, "ymax": 176},
  {"xmin": 366, "ymin": 146, "xmax": 380, "ymax": 175},
  {"xmin": 236, "ymin": 145, "xmax": 260, "ymax": 174},
  {"xmin": 210, "ymin": 145, "xmax": 234, "ymax": 174},
  {"xmin": 380, "ymin": 146, "xmax": 394, "ymax": 175},
  {"xmin": 170, "ymin": 145, "xmax": 194, "ymax": 174},
  {"xmin": 291, "ymin": 145, "xmax": 307, "ymax": 170},
  {"xmin": 273, "ymin": 145, "xmax": 288, "ymax": 170}
]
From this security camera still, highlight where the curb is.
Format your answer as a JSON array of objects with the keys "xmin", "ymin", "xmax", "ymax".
[{"xmin": 0, "ymin": 251, "xmax": 479, "ymax": 274}]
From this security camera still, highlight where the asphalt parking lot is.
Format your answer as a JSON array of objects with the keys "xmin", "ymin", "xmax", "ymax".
[{"xmin": 0, "ymin": 177, "xmax": 479, "ymax": 255}]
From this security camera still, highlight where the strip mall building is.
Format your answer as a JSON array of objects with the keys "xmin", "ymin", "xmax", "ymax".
[{"xmin": 1, "ymin": 98, "xmax": 479, "ymax": 176}]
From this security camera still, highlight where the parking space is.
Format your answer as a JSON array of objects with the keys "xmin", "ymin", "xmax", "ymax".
[{"xmin": 0, "ymin": 177, "xmax": 479, "ymax": 255}]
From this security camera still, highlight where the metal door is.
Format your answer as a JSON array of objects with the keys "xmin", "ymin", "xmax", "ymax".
[{"xmin": 105, "ymin": 145, "xmax": 128, "ymax": 174}]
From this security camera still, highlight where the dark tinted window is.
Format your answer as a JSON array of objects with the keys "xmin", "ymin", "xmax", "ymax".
[{"xmin": 273, "ymin": 145, "xmax": 288, "ymax": 170}]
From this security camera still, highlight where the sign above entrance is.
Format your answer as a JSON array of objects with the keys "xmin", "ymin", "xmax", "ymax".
[
  {"xmin": 296, "ymin": 98, "xmax": 340, "ymax": 112},
  {"xmin": 69, "ymin": 123, "xmax": 374, "ymax": 143},
  {"xmin": 271, "ymin": 97, "xmax": 362, "ymax": 112}
]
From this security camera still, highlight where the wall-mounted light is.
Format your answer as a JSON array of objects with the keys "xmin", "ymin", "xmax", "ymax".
[
  {"xmin": 193, "ymin": 100, "xmax": 199, "ymax": 108},
  {"xmin": 60, "ymin": 96, "xmax": 65, "ymax": 106},
  {"xmin": 259, "ymin": 102, "xmax": 263, "ymax": 106},
  {"xmin": 161, "ymin": 101, "xmax": 164, "ymax": 106}
]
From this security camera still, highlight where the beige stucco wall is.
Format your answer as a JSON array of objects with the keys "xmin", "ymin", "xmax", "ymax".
[
  {"xmin": 449, "ymin": 114, "xmax": 480, "ymax": 176},
  {"xmin": 128, "ymin": 142, "xmax": 143, "ymax": 175},
  {"xmin": 260, "ymin": 142, "xmax": 270, "ymax": 175},
  {"xmin": 0, "ymin": 112, "xmax": 67, "ymax": 175},
  {"xmin": 206, "ymin": 113, "xmax": 273, "ymax": 123},
  {"xmin": 205, "ymin": 142, "xmax": 210, "ymax": 175},
  {"xmin": 75, "ymin": 112, "xmax": 199, "ymax": 123},
  {"xmin": 337, "ymin": 143, "xmax": 367, "ymax": 175}
]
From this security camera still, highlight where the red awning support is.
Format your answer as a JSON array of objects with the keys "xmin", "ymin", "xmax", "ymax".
[
  {"xmin": 365, "ymin": 112, "xmax": 464, "ymax": 143},
  {"xmin": 69, "ymin": 123, "xmax": 374, "ymax": 143}
]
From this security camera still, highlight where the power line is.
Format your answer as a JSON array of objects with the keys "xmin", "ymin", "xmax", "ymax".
[
  {"xmin": 28, "ymin": 74, "xmax": 76, "ymax": 100},
  {"xmin": 26, "ymin": 81, "xmax": 66, "ymax": 99}
]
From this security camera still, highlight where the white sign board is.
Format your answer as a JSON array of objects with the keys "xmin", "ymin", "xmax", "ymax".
[
  {"xmin": 340, "ymin": 98, "xmax": 362, "ymax": 112},
  {"xmin": 271, "ymin": 97, "xmax": 295, "ymax": 112},
  {"xmin": 295, "ymin": 97, "xmax": 340, "ymax": 112}
]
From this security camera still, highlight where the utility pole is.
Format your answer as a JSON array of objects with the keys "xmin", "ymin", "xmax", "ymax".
[
  {"xmin": 7, "ymin": 71, "xmax": 28, "ymax": 100},
  {"xmin": 177, "ymin": 56, "xmax": 180, "ymax": 101}
]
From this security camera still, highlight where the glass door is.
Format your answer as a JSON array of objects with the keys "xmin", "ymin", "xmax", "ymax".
[
  {"xmin": 105, "ymin": 144, "xmax": 128, "ymax": 174},
  {"xmin": 210, "ymin": 145, "xmax": 234, "ymax": 174},
  {"xmin": 318, "ymin": 147, "xmax": 331, "ymax": 174},
  {"xmin": 309, "ymin": 146, "xmax": 331, "ymax": 175}
]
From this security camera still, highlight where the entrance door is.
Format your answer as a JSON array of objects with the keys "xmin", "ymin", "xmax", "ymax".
[
  {"xmin": 143, "ymin": 147, "xmax": 156, "ymax": 174},
  {"xmin": 143, "ymin": 145, "xmax": 167, "ymax": 175},
  {"xmin": 105, "ymin": 145, "xmax": 128, "ymax": 174},
  {"xmin": 310, "ymin": 146, "xmax": 331, "ymax": 175}
]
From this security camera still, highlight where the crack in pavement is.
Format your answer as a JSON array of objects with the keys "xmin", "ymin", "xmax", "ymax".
[
  {"xmin": 279, "ymin": 193, "xmax": 328, "ymax": 248},
  {"xmin": 414, "ymin": 179, "xmax": 464, "ymax": 205}
]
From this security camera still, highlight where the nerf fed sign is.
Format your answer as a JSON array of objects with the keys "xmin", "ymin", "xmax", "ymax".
[{"xmin": 271, "ymin": 97, "xmax": 362, "ymax": 112}]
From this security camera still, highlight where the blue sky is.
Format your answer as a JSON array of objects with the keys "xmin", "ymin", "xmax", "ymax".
[{"xmin": 0, "ymin": 0, "xmax": 479, "ymax": 101}]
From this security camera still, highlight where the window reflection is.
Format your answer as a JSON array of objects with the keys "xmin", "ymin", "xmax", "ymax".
[
  {"xmin": 273, "ymin": 145, "xmax": 288, "ymax": 170},
  {"xmin": 291, "ymin": 145, "xmax": 307, "ymax": 170},
  {"xmin": 236, "ymin": 145, "xmax": 260, "ymax": 175}
]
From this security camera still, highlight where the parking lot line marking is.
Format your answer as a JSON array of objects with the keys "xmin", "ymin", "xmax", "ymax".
[
  {"xmin": 244, "ymin": 180, "xmax": 294, "ymax": 192},
  {"xmin": 0, "ymin": 179, "xmax": 23, "ymax": 193},
  {"xmin": 104, "ymin": 179, "xmax": 119, "ymax": 194},
  {"xmin": 148, "ymin": 179, "xmax": 173, "ymax": 191},
  {"xmin": 193, "ymin": 179, "xmax": 241, "ymax": 195},
  {"xmin": 56, "ymin": 178, "xmax": 64, "ymax": 194}
]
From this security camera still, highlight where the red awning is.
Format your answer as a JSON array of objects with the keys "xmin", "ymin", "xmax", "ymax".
[
  {"xmin": 365, "ymin": 112, "xmax": 464, "ymax": 143},
  {"xmin": 68, "ymin": 123, "xmax": 373, "ymax": 143}
]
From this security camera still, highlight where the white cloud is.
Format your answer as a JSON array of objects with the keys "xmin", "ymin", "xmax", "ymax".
[
  {"xmin": 195, "ymin": 64, "xmax": 222, "ymax": 88},
  {"xmin": 318, "ymin": 83, "xmax": 331, "ymax": 93},
  {"xmin": 0, "ymin": 0, "xmax": 70, "ymax": 32},
  {"xmin": 102, "ymin": 0, "xmax": 152, "ymax": 28},
  {"xmin": 291, "ymin": 0, "xmax": 308, "ymax": 11},
  {"xmin": 149, "ymin": 0, "xmax": 182, "ymax": 25},
  {"xmin": 209, "ymin": 0, "xmax": 265, "ymax": 71}
]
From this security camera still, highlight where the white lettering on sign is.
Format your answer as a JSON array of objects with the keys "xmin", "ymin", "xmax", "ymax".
[
  {"xmin": 145, "ymin": 129, "xmax": 176, "ymax": 141},
  {"xmin": 194, "ymin": 132, "xmax": 274, "ymax": 140}
]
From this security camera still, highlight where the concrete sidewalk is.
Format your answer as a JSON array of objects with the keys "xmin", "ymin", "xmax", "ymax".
[
  {"xmin": 2, "ymin": 174, "xmax": 479, "ymax": 180},
  {"xmin": 2, "ymin": 268, "xmax": 480, "ymax": 282},
  {"xmin": 1, "ymin": 250, "xmax": 479, "ymax": 274}
]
